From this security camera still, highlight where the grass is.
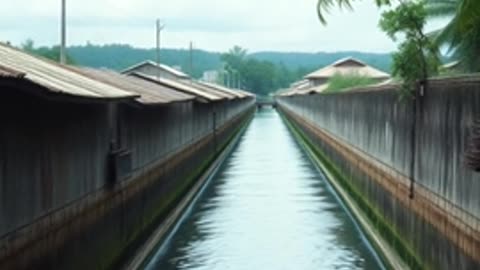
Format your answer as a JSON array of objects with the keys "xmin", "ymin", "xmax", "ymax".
[{"xmin": 324, "ymin": 73, "xmax": 378, "ymax": 93}]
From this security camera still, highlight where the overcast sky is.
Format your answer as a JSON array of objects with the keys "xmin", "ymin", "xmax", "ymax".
[{"xmin": 1, "ymin": 0, "xmax": 446, "ymax": 53}]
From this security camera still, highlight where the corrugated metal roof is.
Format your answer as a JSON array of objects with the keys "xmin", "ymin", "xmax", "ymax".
[
  {"xmin": 296, "ymin": 84, "xmax": 329, "ymax": 95},
  {"xmin": 0, "ymin": 43, "xmax": 137, "ymax": 100},
  {"xmin": 234, "ymin": 88, "xmax": 255, "ymax": 98},
  {"xmin": 76, "ymin": 68, "xmax": 195, "ymax": 105},
  {"xmin": 197, "ymin": 81, "xmax": 247, "ymax": 99},
  {"xmin": 0, "ymin": 65, "xmax": 25, "ymax": 78},
  {"xmin": 290, "ymin": 79, "xmax": 310, "ymax": 88},
  {"xmin": 277, "ymin": 79, "xmax": 320, "ymax": 97},
  {"xmin": 122, "ymin": 61, "xmax": 190, "ymax": 79},
  {"xmin": 305, "ymin": 57, "xmax": 390, "ymax": 80},
  {"xmin": 130, "ymin": 72, "xmax": 222, "ymax": 102},
  {"xmin": 190, "ymin": 81, "xmax": 238, "ymax": 100}
]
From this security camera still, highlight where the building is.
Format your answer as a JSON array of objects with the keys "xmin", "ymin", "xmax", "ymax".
[
  {"xmin": 0, "ymin": 42, "xmax": 255, "ymax": 269},
  {"xmin": 202, "ymin": 70, "xmax": 220, "ymax": 83},
  {"xmin": 304, "ymin": 57, "xmax": 390, "ymax": 87},
  {"xmin": 121, "ymin": 60, "xmax": 190, "ymax": 81}
]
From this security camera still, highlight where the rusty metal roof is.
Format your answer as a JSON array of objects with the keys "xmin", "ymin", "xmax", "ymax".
[
  {"xmin": 0, "ymin": 43, "xmax": 137, "ymax": 100},
  {"xmin": 76, "ymin": 68, "xmax": 195, "ymax": 105},
  {"xmin": 130, "ymin": 72, "xmax": 223, "ymax": 102}
]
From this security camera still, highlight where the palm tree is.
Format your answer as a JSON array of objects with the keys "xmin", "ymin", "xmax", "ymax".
[
  {"xmin": 317, "ymin": 0, "xmax": 480, "ymax": 71},
  {"xmin": 316, "ymin": 0, "xmax": 392, "ymax": 24},
  {"xmin": 425, "ymin": 0, "xmax": 480, "ymax": 72}
]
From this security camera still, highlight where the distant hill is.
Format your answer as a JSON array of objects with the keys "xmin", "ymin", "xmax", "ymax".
[
  {"xmin": 250, "ymin": 51, "xmax": 392, "ymax": 72},
  {"xmin": 68, "ymin": 44, "xmax": 392, "ymax": 79},
  {"xmin": 68, "ymin": 44, "xmax": 222, "ymax": 78}
]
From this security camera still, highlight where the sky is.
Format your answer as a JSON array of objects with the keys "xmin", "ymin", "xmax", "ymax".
[{"xmin": 0, "ymin": 0, "xmax": 447, "ymax": 53}]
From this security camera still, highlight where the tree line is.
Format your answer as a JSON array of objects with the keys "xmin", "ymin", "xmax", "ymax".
[
  {"xmin": 17, "ymin": 40, "xmax": 393, "ymax": 96},
  {"xmin": 220, "ymin": 46, "xmax": 316, "ymax": 96}
]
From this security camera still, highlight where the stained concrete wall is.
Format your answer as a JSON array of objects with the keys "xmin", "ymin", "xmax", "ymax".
[
  {"xmin": 0, "ymin": 86, "xmax": 255, "ymax": 269},
  {"xmin": 277, "ymin": 75, "xmax": 480, "ymax": 270}
]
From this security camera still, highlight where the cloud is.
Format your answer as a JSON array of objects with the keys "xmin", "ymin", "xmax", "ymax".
[{"xmin": 0, "ymin": 0, "xmax": 401, "ymax": 53}]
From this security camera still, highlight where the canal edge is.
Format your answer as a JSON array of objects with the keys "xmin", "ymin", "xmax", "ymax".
[
  {"xmin": 278, "ymin": 110, "xmax": 410, "ymax": 270},
  {"xmin": 123, "ymin": 114, "xmax": 254, "ymax": 270}
]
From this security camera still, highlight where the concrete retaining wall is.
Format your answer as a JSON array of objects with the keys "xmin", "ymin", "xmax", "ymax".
[
  {"xmin": 0, "ymin": 88, "xmax": 255, "ymax": 269},
  {"xmin": 277, "ymin": 75, "xmax": 480, "ymax": 270}
]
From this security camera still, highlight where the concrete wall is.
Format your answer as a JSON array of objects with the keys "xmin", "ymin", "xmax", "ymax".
[
  {"xmin": 0, "ymin": 87, "xmax": 255, "ymax": 269},
  {"xmin": 277, "ymin": 76, "xmax": 480, "ymax": 270}
]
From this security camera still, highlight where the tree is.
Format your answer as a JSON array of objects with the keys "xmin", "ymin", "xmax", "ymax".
[
  {"xmin": 426, "ymin": 0, "xmax": 480, "ymax": 71},
  {"xmin": 317, "ymin": 0, "xmax": 440, "ymax": 202},
  {"xmin": 317, "ymin": 0, "xmax": 392, "ymax": 25},
  {"xmin": 380, "ymin": 1, "xmax": 440, "ymax": 95},
  {"xmin": 221, "ymin": 45, "xmax": 247, "ymax": 72},
  {"xmin": 20, "ymin": 39, "xmax": 76, "ymax": 65},
  {"xmin": 21, "ymin": 39, "xmax": 35, "ymax": 52},
  {"xmin": 317, "ymin": 0, "xmax": 480, "ymax": 71},
  {"xmin": 317, "ymin": 0, "xmax": 440, "ymax": 96},
  {"xmin": 240, "ymin": 59, "xmax": 277, "ymax": 96},
  {"xmin": 220, "ymin": 46, "xmax": 302, "ymax": 95}
]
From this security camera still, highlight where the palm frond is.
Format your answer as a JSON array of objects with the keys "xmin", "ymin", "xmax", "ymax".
[
  {"xmin": 452, "ymin": 26, "xmax": 480, "ymax": 72},
  {"xmin": 425, "ymin": 1, "xmax": 457, "ymax": 18},
  {"xmin": 317, "ymin": 0, "xmax": 355, "ymax": 25}
]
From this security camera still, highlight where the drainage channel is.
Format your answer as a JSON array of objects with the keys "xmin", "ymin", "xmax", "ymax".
[{"xmin": 142, "ymin": 108, "xmax": 386, "ymax": 270}]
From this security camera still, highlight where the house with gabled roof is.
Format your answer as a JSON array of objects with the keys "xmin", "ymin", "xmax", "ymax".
[
  {"xmin": 304, "ymin": 57, "xmax": 390, "ymax": 87},
  {"xmin": 121, "ymin": 60, "xmax": 190, "ymax": 81}
]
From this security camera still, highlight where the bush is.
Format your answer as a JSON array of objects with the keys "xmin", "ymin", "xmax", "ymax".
[{"xmin": 324, "ymin": 73, "xmax": 377, "ymax": 93}]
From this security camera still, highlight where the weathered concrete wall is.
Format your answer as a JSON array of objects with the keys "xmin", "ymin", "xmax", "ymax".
[
  {"xmin": 0, "ymin": 87, "xmax": 255, "ymax": 269},
  {"xmin": 277, "ymin": 76, "xmax": 480, "ymax": 270}
]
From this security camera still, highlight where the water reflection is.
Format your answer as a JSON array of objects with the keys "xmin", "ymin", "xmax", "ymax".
[{"xmin": 144, "ymin": 108, "xmax": 384, "ymax": 270}]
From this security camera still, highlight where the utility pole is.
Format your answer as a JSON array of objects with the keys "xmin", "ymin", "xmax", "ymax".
[
  {"xmin": 60, "ymin": 0, "xmax": 66, "ymax": 64},
  {"xmin": 189, "ymin": 41, "xmax": 193, "ymax": 82},
  {"xmin": 156, "ymin": 19, "xmax": 165, "ymax": 79}
]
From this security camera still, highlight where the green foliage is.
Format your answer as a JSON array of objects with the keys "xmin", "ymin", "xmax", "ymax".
[
  {"xmin": 251, "ymin": 51, "xmax": 392, "ymax": 72},
  {"xmin": 324, "ymin": 73, "xmax": 377, "ymax": 93},
  {"xmin": 426, "ymin": 0, "xmax": 480, "ymax": 72},
  {"xmin": 21, "ymin": 39, "xmax": 76, "ymax": 65},
  {"xmin": 317, "ymin": 0, "xmax": 480, "ymax": 72},
  {"xmin": 316, "ymin": 0, "xmax": 441, "ymax": 96},
  {"xmin": 221, "ymin": 45, "xmax": 247, "ymax": 72},
  {"xmin": 66, "ymin": 43, "xmax": 391, "ymax": 76},
  {"xmin": 380, "ymin": 1, "xmax": 440, "ymax": 96},
  {"xmin": 220, "ymin": 46, "xmax": 391, "ymax": 95},
  {"xmin": 18, "ymin": 40, "xmax": 393, "ymax": 95},
  {"xmin": 317, "ymin": 0, "xmax": 392, "ymax": 25},
  {"xmin": 221, "ymin": 46, "xmax": 309, "ymax": 95},
  {"xmin": 69, "ymin": 43, "xmax": 222, "ymax": 78}
]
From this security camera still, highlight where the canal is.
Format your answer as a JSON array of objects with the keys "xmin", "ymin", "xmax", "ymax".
[{"xmin": 143, "ymin": 108, "xmax": 385, "ymax": 270}]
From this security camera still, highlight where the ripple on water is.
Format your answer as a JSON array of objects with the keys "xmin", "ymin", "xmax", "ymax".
[{"xmin": 144, "ymin": 109, "xmax": 384, "ymax": 270}]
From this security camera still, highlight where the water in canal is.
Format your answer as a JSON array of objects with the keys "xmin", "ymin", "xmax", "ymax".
[{"xmin": 144, "ymin": 108, "xmax": 384, "ymax": 270}]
